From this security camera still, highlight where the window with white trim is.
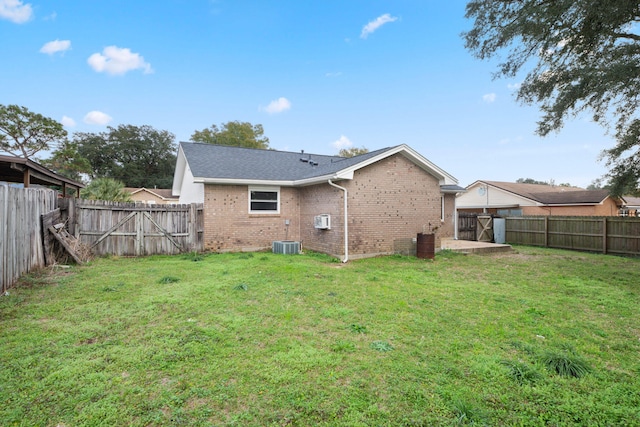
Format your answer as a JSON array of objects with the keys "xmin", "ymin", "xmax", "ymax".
[
  {"xmin": 441, "ymin": 195, "xmax": 445, "ymax": 221},
  {"xmin": 249, "ymin": 186, "xmax": 280, "ymax": 214}
]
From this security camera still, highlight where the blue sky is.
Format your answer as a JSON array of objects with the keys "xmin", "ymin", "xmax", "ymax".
[{"xmin": 1, "ymin": 0, "xmax": 613, "ymax": 187}]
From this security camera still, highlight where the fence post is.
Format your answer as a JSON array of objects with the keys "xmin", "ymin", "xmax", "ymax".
[
  {"xmin": 136, "ymin": 211, "xmax": 144, "ymax": 256},
  {"xmin": 602, "ymin": 217, "xmax": 608, "ymax": 254},
  {"xmin": 544, "ymin": 216, "xmax": 549, "ymax": 248},
  {"xmin": 189, "ymin": 203, "xmax": 197, "ymax": 252}
]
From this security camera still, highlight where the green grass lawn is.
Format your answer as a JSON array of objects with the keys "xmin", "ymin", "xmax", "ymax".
[{"xmin": 1, "ymin": 247, "xmax": 639, "ymax": 426}]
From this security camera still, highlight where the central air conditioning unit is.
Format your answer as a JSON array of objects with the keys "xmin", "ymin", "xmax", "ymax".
[
  {"xmin": 272, "ymin": 241, "xmax": 300, "ymax": 254},
  {"xmin": 314, "ymin": 214, "xmax": 331, "ymax": 230}
]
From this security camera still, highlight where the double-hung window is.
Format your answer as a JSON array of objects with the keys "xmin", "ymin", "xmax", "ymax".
[{"xmin": 249, "ymin": 186, "xmax": 280, "ymax": 214}]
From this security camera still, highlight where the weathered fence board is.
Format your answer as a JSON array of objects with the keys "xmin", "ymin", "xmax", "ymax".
[
  {"xmin": 457, "ymin": 213, "xmax": 477, "ymax": 241},
  {"xmin": 506, "ymin": 216, "xmax": 640, "ymax": 256},
  {"xmin": 74, "ymin": 199, "xmax": 204, "ymax": 256},
  {"xmin": 1, "ymin": 185, "xmax": 57, "ymax": 293}
]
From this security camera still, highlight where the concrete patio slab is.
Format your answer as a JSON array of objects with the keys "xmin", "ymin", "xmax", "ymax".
[{"xmin": 441, "ymin": 238, "xmax": 512, "ymax": 254}]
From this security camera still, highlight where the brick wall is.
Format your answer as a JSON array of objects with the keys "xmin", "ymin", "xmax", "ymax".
[
  {"xmin": 299, "ymin": 184, "xmax": 344, "ymax": 256},
  {"xmin": 441, "ymin": 193, "xmax": 456, "ymax": 238},
  {"xmin": 298, "ymin": 154, "xmax": 444, "ymax": 259},
  {"xmin": 203, "ymin": 154, "xmax": 451, "ymax": 257},
  {"xmin": 342, "ymin": 154, "xmax": 443, "ymax": 257},
  {"xmin": 203, "ymin": 184, "xmax": 300, "ymax": 251}
]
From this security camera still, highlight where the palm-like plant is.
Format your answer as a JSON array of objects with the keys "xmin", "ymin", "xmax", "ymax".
[{"xmin": 81, "ymin": 178, "xmax": 132, "ymax": 202}]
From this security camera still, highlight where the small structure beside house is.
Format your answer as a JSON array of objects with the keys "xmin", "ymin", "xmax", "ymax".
[
  {"xmin": 619, "ymin": 196, "xmax": 640, "ymax": 217},
  {"xmin": 0, "ymin": 154, "xmax": 84, "ymax": 197},
  {"xmin": 125, "ymin": 187, "xmax": 179, "ymax": 205},
  {"xmin": 457, "ymin": 180, "xmax": 620, "ymax": 216},
  {"xmin": 172, "ymin": 142, "xmax": 464, "ymax": 260}
]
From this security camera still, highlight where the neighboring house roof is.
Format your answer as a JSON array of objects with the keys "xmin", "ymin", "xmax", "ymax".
[
  {"xmin": 462, "ymin": 180, "xmax": 615, "ymax": 207},
  {"xmin": 125, "ymin": 187, "xmax": 178, "ymax": 201},
  {"xmin": 174, "ymin": 142, "xmax": 460, "ymax": 192},
  {"xmin": 622, "ymin": 196, "xmax": 640, "ymax": 209},
  {"xmin": 0, "ymin": 154, "xmax": 84, "ymax": 196},
  {"xmin": 530, "ymin": 189, "xmax": 611, "ymax": 205}
]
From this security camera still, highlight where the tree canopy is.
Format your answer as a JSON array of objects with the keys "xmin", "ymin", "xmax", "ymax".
[
  {"xmin": 516, "ymin": 178, "xmax": 573, "ymax": 187},
  {"xmin": 191, "ymin": 121, "xmax": 270, "ymax": 149},
  {"xmin": 0, "ymin": 104, "xmax": 67, "ymax": 158},
  {"xmin": 73, "ymin": 125, "xmax": 177, "ymax": 188},
  {"xmin": 463, "ymin": 0, "xmax": 640, "ymax": 195},
  {"xmin": 338, "ymin": 147, "xmax": 369, "ymax": 158},
  {"xmin": 39, "ymin": 140, "xmax": 92, "ymax": 183}
]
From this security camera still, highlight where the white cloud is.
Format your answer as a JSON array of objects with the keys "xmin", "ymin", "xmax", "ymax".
[
  {"xmin": 40, "ymin": 39, "xmax": 71, "ymax": 55},
  {"xmin": 360, "ymin": 13, "xmax": 398, "ymax": 39},
  {"xmin": 325, "ymin": 72, "xmax": 343, "ymax": 78},
  {"xmin": 83, "ymin": 111, "xmax": 112, "ymax": 125},
  {"xmin": 332, "ymin": 135, "xmax": 353, "ymax": 150},
  {"xmin": 61, "ymin": 115, "xmax": 76, "ymax": 127},
  {"xmin": 262, "ymin": 97, "xmax": 291, "ymax": 114},
  {"xmin": 483, "ymin": 93, "xmax": 497, "ymax": 103},
  {"xmin": 0, "ymin": 0, "xmax": 33, "ymax": 23},
  {"xmin": 87, "ymin": 46, "xmax": 153, "ymax": 76},
  {"xmin": 507, "ymin": 82, "xmax": 522, "ymax": 91}
]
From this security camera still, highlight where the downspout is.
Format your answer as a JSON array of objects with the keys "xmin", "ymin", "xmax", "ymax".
[
  {"xmin": 453, "ymin": 193, "xmax": 459, "ymax": 240},
  {"xmin": 328, "ymin": 179, "xmax": 349, "ymax": 263}
]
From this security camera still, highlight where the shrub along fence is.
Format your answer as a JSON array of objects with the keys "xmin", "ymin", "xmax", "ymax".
[
  {"xmin": 1, "ymin": 185, "xmax": 57, "ymax": 293},
  {"xmin": 506, "ymin": 216, "xmax": 640, "ymax": 256}
]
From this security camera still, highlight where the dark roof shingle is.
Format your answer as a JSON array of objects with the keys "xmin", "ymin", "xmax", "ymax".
[{"xmin": 181, "ymin": 142, "xmax": 395, "ymax": 181}]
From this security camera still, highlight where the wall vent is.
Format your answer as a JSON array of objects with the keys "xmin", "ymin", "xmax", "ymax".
[
  {"xmin": 272, "ymin": 240, "xmax": 300, "ymax": 255},
  {"xmin": 314, "ymin": 214, "xmax": 331, "ymax": 229}
]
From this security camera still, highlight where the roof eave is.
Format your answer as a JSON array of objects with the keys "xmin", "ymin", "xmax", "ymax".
[
  {"xmin": 194, "ymin": 172, "xmax": 351, "ymax": 187},
  {"xmin": 195, "ymin": 177, "xmax": 297, "ymax": 186}
]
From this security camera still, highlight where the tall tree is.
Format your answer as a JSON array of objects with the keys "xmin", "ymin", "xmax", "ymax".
[
  {"xmin": 0, "ymin": 104, "xmax": 67, "ymax": 158},
  {"xmin": 39, "ymin": 140, "xmax": 92, "ymax": 183},
  {"xmin": 74, "ymin": 125, "xmax": 177, "ymax": 188},
  {"xmin": 191, "ymin": 121, "xmax": 270, "ymax": 149},
  {"xmin": 463, "ymin": 0, "xmax": 640, "ymax": 195}
]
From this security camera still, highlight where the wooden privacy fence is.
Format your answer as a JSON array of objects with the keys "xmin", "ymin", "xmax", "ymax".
[
  {"xmin": 1, "ymin": 185, "xmax": 57, "ymax": 293},
  {"xmin": 506, "ymin": 216, "xmax": 640, "ymax": 256},
  {"xmin": 73, "ymin": 199, "xmax": 204, "ymax": 256}
]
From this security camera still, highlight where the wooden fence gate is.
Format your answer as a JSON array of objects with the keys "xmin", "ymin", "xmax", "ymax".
[
  {"xmin": 476, "ymin": 215, "xmax": 494, "ymax": 242},
  {"xmin": 457, "ymin": 213, "xmax": 477, "ymax": 241},
  {"xmin": 74, "ymin": 200, "xmax": 204, "ymax": 256}
]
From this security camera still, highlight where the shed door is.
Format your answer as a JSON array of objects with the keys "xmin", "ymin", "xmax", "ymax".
[{"xmin": 476, "ymin": 215, "xmax": 493, "ymax": 242}]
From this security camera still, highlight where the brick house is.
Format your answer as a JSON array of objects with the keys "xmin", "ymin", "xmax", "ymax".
[
  {"xmin": 173, "ymin": 142, "xmax": 463, "ymax": 260},
  {"xmin": 457, "ymin": 180, "xmax": 621, "ymax": 216}
]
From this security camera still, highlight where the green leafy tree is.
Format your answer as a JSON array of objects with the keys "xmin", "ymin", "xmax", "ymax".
[
  {"xmin": 463, "ymin": 1, "xmax": 640, "ymax": 195},
  {"xmin": 339, "ymin": 147, "xmax": 369, "ymax": 157},
  {"xmin": 74, "ymin": 125, "xmax": 177, "ymax": 188},
  {"xmin": 191, "ymin": 121, "xmax": 270, "ymax": 149},
  {"xmin": 39, "ymin": 140, "xmax": 91, "ymax": 183},
  {"xmin": 0, "ymin": 104, "xmax": 67, "ymax": 158},
  {"xmin": 516, "ymin": 178, "xmax": 550, "ymax": 186},
  {"xmin": 81, "ymin": 178, "xmax": 132, "ymax": 202},
  {"xmin": 517, "ymin": 178, "xmax": 573, "ymax": 187}
]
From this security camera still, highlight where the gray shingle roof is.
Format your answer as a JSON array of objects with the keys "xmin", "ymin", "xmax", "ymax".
[{"xmin": 180, "ymin": 142, "xmax": 397, "ymax": 181}]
